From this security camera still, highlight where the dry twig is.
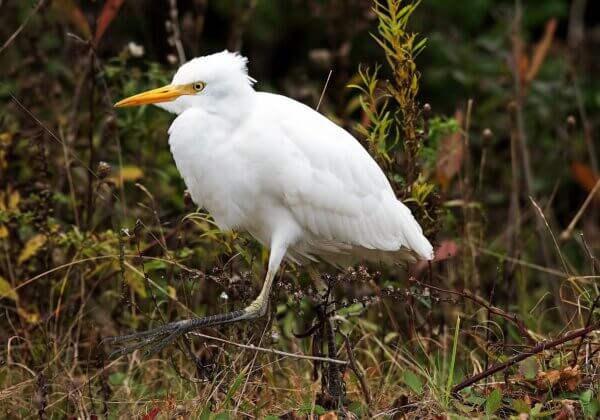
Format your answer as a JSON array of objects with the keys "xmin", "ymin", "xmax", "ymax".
[
  {"xmin": 189, "ymin": 331, "xmax": 348, "ymax": 366},
  {"xmin": 0, "ymin": 0, "xmax": 45, "ymax": 55},
  {"xmin": 560, "ymin": 179, "xmax": 600, "ymax": 241}
]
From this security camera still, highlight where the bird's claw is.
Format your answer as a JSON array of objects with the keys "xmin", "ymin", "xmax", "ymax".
[
  {"xmin": 106, "ymin": 322, "xmax": 187, "ymax": 359},
  {"xmin": 105, "ymin": 309, "xmax": 250, "ymax": 359}
]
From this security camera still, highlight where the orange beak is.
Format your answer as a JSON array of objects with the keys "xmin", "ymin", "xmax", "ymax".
[{"xmin": 114, "ymin": 84, "xmax": 189, "ymax": 107}]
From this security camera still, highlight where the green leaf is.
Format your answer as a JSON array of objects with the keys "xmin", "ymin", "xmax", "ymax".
[
  {"xmin": 511, "ymin": 398, "xmax": 530, "ymax": 414},
  {"xmin": 348, "ymin": 401, "xmax": 366, "ymax": 417},
  {"xmin": 312, "ymin": 405, "xmax": 326, "ymax": 415},
  {"xmin": 403, "ymin": 370, "xmax": 423, "ymax": 395},
  {"xmin": 453, "ymin": 400, "xmax": 475, "ymax": 414},
  {"xmin": 224, "ymin": 372, "xmax": 245, "ymax": 407},
  {"xmin": 198, "ymin": 407, "xmax": 211, "ymax": 420},
  {"xmin": 337, "ymin": 302, "xmax": 364, "ymax": 317},
  {"xmin": 519, "ymin": 357, "xmax": 538, "ymax": 380},
  {"xmin": 143, "ymin": 260, "xmax": 167, "ymax": 271},
  {"xmin": 530, "ymin": 403, "xmax": 543, "ymax": 416},
  {"xmin": 580, "ymin": 390, "xmax": 600, "ymax": 419},
  {"xmin": 465, "ymin": 393, "xmax": 486, "ymax": 407},
  {"xmin": 297, "ymin": 402, "xmax": 325, "ymax": 415},
  {"xmin": 580, "ymin": 389, "xmax": 592, "ymax": 404},
  {"xmin": 485, "ymin": 388, "xmax": 502, "ymax": 415},
  {"xmin": 414, "ymin": 37, "xmax": 428, "ymax": 56},
  {"xmin": 108, "ymin": 372, "xmax": 126, "ymax": 386}
]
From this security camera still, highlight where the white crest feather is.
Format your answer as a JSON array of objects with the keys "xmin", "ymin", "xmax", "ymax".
[{"xmin": 172, "ymin": 50, "xmax": 255, "ymax": 86}]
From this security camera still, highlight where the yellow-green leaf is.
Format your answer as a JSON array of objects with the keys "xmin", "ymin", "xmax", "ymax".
[
  {"xmin": 0, "ymin": 275, "xmax": 18, "ymax": 301},
  {"xmin": 0, "ymin": 224, "xmax": 8, "ymax": 239},
  {"xmin": 8, "ymin": 190, "xmax": 20, "ymax": 211},
  {"xmin": 109, "ymin": 166, "xmax": 144, "ymax": 186},
  {"xmin": 18, "ymin": 234, "xmax": 47, "ymax": 265},
  {"xmin": 119, "ymin": 166, "xmax": 144, "ymax": 181},
  {"xmin": 0, "ymin": 132, "xmax": 12, "ymax": 146},
  {"xmin": 18, "ymin": 307, "xmax": 40, "ymax": 324},
  {"xmin": 124, "ymin": 270, "xmax": 147, "ymax": 298}
]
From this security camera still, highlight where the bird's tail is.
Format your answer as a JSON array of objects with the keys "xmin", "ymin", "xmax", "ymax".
[{"xmin": 397, "ymin": 201, "xmax": 434, "ymax": 260}]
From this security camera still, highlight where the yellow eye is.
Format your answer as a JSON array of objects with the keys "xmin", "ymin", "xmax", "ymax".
[{"xmin": 192, "ymin": 82, "xmax": 205, "ymax": 92}]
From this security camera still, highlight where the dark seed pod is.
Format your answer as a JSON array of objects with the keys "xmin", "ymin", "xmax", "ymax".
[
  {"xmin": 97, "ymin": 161, "xmax": 111, "ymax": 179},
  {"xmin": 183, "ymin": 189, "xmax": 193, "ymax": 207}
]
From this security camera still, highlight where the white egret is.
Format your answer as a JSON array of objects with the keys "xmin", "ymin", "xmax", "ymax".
[{"xmin": 110, "ymin": 50, "xmax": 433, "ymax": 357}]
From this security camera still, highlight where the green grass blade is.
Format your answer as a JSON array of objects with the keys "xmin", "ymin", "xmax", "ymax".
[{"xmin": 445, "ymin": 315, "xmax": 461, "ymax": 404}]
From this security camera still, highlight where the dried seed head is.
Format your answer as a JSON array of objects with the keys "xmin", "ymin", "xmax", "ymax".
[
  {"xmin": 127, "ymin": 41, "xmax": 145, "ymax": 58},
  {"xmin": 482, "ymin": 128, "xmax": 493, "ymax": 144},
  {"xmin": 566, "ymin": 115, "xmax": 576, "ymax": 134},
  {"xmin": 423, "ymin": 103, "xmax": 431, "ymax": 119},
  {"xmin": 167, "ymin": 54, "xmax": 178, "ymax": 65},
  {"xmin": 97, "ymin": 161, "xmax": 111, "ymax": 179}
]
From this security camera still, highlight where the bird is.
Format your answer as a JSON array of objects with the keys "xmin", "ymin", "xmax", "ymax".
[{"xmin": 109, "ymin": 50, "xmax": 433, "ymax": 357}]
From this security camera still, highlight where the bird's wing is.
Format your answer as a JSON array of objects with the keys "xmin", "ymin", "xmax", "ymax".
[{"xmin": 258, "ymin": 93, "xmax": 433, "ymax": 260}]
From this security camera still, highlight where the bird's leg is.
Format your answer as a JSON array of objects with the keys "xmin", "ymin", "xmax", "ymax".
[{"xmin": 106, "ymin": 241, "xmax": 287, "ymax": 359}]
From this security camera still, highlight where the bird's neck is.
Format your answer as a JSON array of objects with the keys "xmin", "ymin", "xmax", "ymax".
[
  {"xmin": 207, "ymin": 82, "xmax": 256, "ymax": 127},
  {"xmin": 167, "ymin": 82, "xmax": 257, "ymax": 147}
]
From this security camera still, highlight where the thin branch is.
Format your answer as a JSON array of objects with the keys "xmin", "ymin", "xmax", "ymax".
[
  {"xmin": 0, "ymin": 0, "xmax": 45, "ymax": 55},
  {"xmin": 452, "ymin": 322, "xmax": 600, "ymax": 394},
  {"xmin": 316, "ymin": 70, "xmax": 333, "ymax": 111},
  {"xmin": 529, "ymin": 197, "xmax": 570, "ymax": 275},
  {"xmin": 412, "ymin": 278, "xmax": 536, "ymax": 344},
  {"xmin": 189, "ymin": 331, "xmax": 348, "ymax": 365},
  {"xmin": 572, "ymin": 293, "xmax": 600, "ymax": 367},
  {"xmin": 478, "ymin": 247, "xmax": 567, "ymax": 278},
  {"xmin": 342, "ymin": 333, "xmax": 371, "ymax": 404},
  {"xmin": 560, "ymin": 179, "xmax": 600, "ymax": 241}
]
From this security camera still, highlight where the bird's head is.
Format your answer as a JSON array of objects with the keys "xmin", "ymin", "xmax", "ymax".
[{"xmin": 114, "ymin": 50, "xmax": 255, "ymax": 114}]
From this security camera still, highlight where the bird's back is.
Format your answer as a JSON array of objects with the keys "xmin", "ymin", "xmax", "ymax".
[{"xmin": 253, "ymin": 92, "xmax": 434, "ymax": 263}]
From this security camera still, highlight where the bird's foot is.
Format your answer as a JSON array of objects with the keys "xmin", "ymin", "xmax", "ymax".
[{"xmin": 105, "ymin": 309, "xmax": 248, "ymax": 358}]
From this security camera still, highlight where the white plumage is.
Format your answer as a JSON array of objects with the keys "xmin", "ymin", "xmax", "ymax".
[
  {"xmin": 111, "ymin": 50, "xmax": 433, "ymax": 356},
  {"xmin": 164, "ymin": 51, "xmax": 433, "ymax": 264}
]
